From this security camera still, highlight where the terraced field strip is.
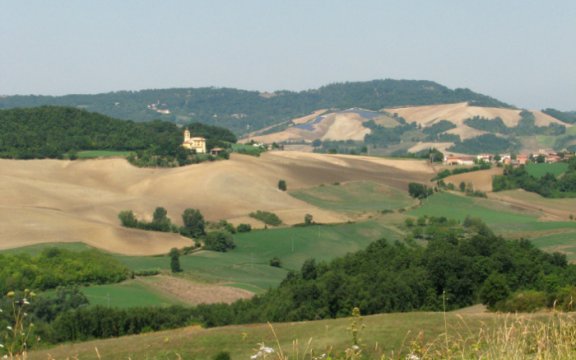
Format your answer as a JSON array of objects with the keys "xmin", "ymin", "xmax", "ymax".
[
  {"xmin": 76, "ymin": 150, "xmax": 131, "ymax": 158},
  {"xmin": 80, "ymin": 280, "xmax": 184, "ymax": 308},
  {"xmin": 525, "ymin": 162, "xmax": 569, "ymax": 178},
  {"xmin": 529, "ymin": 231, "xmax": 576, "ymax": 261},
  {"xmin": 290, "ymin": 180, "xmax": 415, "ymax": 213}
]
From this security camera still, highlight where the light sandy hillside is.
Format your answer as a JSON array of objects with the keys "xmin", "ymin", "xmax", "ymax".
[
  {"xmin": 245, "ymin": 103, "xmax": 570, "ymax": 146},
  {"xmin": 244, "ymin": 110, "xmax": 384, "ymax": 144},
  {"xmin": 386, "ymin": 102, "xmax": 570, "ymax": 140},
  {"xmin": 443, "ymin": 167, "xmax": 504, "ymax": 192},
  {"xmin": 0, "ymin": 153, "xmax": 432, "ymax": 255}
]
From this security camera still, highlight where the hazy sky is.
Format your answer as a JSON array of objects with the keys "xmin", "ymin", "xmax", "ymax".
[{"xmin": 1, "ymin": 0, "xmax": 575, "ymax": 110}]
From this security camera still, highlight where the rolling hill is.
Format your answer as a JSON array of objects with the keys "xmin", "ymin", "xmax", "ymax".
[
  {"xmin": 243, "ymin": 103, "xmax": 574, "ymax": 155},
  {"xmin": 0, "ymin": 79, "xmax": 511, "ymax": 135},
  {"xmin": 0, "ymin": 153, "xmax": 432, "ymax": 255}
]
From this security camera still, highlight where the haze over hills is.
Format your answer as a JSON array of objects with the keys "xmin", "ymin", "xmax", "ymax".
[
  {"xmin": 245, "ymin": 103, "xmax": 574, "ymax": 155},
  {"xmin": 0, "ymin": 79, "xmax": 512, "ymax": 135},
  {"xmin": 2, "ymin": 79, "xmax": 574, "ymax": 156}
]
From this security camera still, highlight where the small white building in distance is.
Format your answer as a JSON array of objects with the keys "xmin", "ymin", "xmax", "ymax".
[{"xmin": 182, "ymin": 128, "xmax": 206, "ymax": 154}]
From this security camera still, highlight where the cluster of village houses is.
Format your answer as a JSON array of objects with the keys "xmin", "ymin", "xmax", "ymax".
[
  {"xmin": 444, "ymin": 151, "xmax": 573, "ymax": 166},
  {"xmin": 182, "ymin": 127, "xmax": 573, "ymax": 167}
]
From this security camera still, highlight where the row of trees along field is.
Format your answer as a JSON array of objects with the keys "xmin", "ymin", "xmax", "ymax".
[
  {"xmin": 464, "ymin": 112, "xmax": 566, "ymax": 136},
  {"xmin": 493, "ymin": 157, "xmax": 576, "ymax": 197},
  {"xmin": 0, "ymin": 248, "xmax": 130, "ymax": 293},
  {"xmin": 0, "ymin": 106, "xmax": 236, "ymax": 166},
  {"xmin": 118, "ymin": 207, "xmax": 244, "ymax": 252}
]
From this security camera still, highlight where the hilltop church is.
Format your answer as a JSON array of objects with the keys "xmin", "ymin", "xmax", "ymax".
[{"xmin": 182, "ymin": 128, "xmax": 206, "ymax": 154}]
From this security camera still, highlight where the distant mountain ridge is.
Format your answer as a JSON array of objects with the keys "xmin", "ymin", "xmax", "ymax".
[{"xmin": 0, "ymin": 79, "xmax": 512, "ymax": 135}]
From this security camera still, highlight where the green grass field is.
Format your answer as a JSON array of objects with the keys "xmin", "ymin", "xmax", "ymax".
[
  {"xmin": 76, "ymin": 150, "xmax": 130, "ymax": 159},
  {"xmin": 409, "ymin": 192, "xmax": 576, "ymax": 233},
  {"xmin": 76, "ymin": 150, "xmax": 132, "ymax": 159},
  {"xmin": 533, "ymin": 135, "xmax": 557, "ymax": 147},
  {"xmin": 80, "ymin": 280, "xmax": 184, "ymax": 308},
  {"xmin": 233, "ymin": 220, "xmax": 402, "ymax": 270},
  {"xmin": 0, "ymin": 242, "xmax": 92, "ymax": 255},
  {"xmin": 231, "ymin": 143, "xmax": 265, "ymax": 156},
  {"xmin": 409, "ymin": 192, "xmax": 576, "ymax": 258},
  {"xmin": 290, "ymin": 181, "xmax": 415, "ymax": 213},
  {"xmin": 409, "ymin": 192, "xmax": 537, "ymax": 232},
  {"xmin": 529, "ymin": 231, "xmax": 576, "ymax": 261},
  {"xmin": 116, "ymin": 220, "xmax": 403, "ymax": 293},
  {"xmin": 525, "ymin": 162, "xmax": 569, "ymax": 178}
]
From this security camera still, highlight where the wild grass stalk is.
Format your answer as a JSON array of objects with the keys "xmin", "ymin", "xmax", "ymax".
[{"xmin": 259, "ymin": 309, "xmax": 576, "ymax": 360}]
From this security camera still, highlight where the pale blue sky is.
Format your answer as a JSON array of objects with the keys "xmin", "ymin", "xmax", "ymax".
[{"xmin": 1, "ymin": 0, "xmax": 575, "ymax": 110}]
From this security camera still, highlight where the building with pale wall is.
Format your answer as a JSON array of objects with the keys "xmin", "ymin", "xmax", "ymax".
[{"xmin": 182, "ymin": 129, "xmax": 206, "ymax": 154}]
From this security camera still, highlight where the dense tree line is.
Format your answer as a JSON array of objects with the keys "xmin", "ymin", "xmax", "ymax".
[
  {"xmin": 0, "ymin": 106, "xmax": 236, "ymax": 166},
  {"xmin": 312, "ymin": 139, "xmax": 368, "ymax": 155},
  {"xmin": 0, "ymin": 80, "xmax": 513, "ymax": 135},
  {"xmin": 118, "ymin": 207, "xmax": 240, "ymax": 252},
  {"xmin": 408, "ymin": 182, "xmax": 434, "ymax": 200},
  {"xmin": 422, "ymin": 120, "xmax": 457, "ymax": 141},
  {"xmin": 554, "ymin": 134, "xmax": 576, "ymax": 153},
  {"xmin": 0, "ymin": 288, "xmax": 195, "ymax": 347},
  {"xmin": 0, "ymin": 248, "xmax": 130, "ymax": 293},
  {"xmin": 188, "ymin": 218, "xmax": 576, "ymax": 327},
  {"xmin": 364, "ymin": 118, "xmax": 419, "ymax": 146},
  {"xmin": 432, "ymin": 162, "xmax": 491, "ymax": 181},
  {"xmin": 464, "ymin": 116, "xmax": 510, "ymax": 134},
  {"xmin": 118, "ymin": 207, "xmax": 205, "ymax": 239},
  {"xmin": 48, "ymin": 305, "xmax": 195, "ymax": 342},
  {"xmin": 542, "ymin": 108, "xmax": 576, "ymax": 124},
  {"xmin": 464, "ymin": 112, "xmax": 566, "ymax": 136},
  {"xmin": 448, "ymin": 134, "xmax": 517, "ymax": 154},
  {"xmin": 492, "ymin": 159, "xmax": 576, "ymax": 197},
  {"xmin": 249, "ymin": 210, "xmax": 282, "ymax": 226}
]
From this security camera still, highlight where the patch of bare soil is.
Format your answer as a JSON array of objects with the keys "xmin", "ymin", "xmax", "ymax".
[
  {"xmin": 385, "ymin": 103, "xmax": 572, "ymax": 141},
  {"xmin": 408, "ymin": 142, "xmax": 455, "ymax": 154},
  {"xmin": 247, "ymin": 111, "xmax": 373, "ymax": 144},
  {"xmin": 291, "ymin": 109, "xmax": 328, "ymax": 125},
  {"xmin": 443, "ymin": 167, "xmax": 503, "ymax": 192},
  {"xmin": 139, "ymin": 275, "xmax": 254, "ymax": 305}
]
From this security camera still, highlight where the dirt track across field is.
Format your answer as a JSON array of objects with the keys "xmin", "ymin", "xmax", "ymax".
[{"xmin": 138, "ymin": 275, "xmax": 254, "ymax": 305}]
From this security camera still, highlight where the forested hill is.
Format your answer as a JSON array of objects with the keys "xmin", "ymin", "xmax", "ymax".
[
  {"xmin": 0, "ymin": 106, "xmax": 236, "ymax": 164},
  {"xmin": 0, "ymin": 80, "xmax": 512, "ymax": 135}
]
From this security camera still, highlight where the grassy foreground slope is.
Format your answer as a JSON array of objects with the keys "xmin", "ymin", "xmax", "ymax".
[{"xmin": 30, "ymin": 311, "xmax": 575, "ymax": 360}]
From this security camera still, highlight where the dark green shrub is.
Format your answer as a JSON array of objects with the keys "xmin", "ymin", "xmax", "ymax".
[
  {"xmin": 269, "ymin": 257, "xmax": 282, "ymax": 268},
  {"xmin": 204, "ymin": 231, "xmax": 236, "ymax": 252},
  {"xmin": 249, "ymin": 210, "xmax": 282, "ymax": 226},
  {"xmin": 236, "ymin": 223, "xmax": 252, "ymax": 233}
]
